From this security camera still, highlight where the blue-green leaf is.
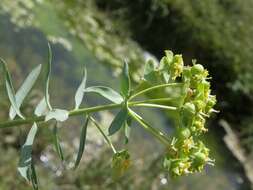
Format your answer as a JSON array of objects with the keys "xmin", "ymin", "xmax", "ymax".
[
  {"xmin": 74, "ymin": 116, "xmax": 89, "ymax": 169},
  {"xmin": 108, "ymin": 107, "xmax": 128, "ymax": 136},
  {"xmin": 85, "ymin": 86, "xmax": 123, "ymax": 104},
  {"xmin": 18, "ymin": 123, "xmax": 38, "ymax": 182},
  {"xmin": 10, "ymin": 64, "xmax": 42, "ymax": 119},
  {"xmin": 74, "ymin": 67, "xmax": 87, "ymax": 109},
  {"xmin": 34, "ymin": 97, "xmax": 48, "ymax": 116},
  {"xmin": 0, "ymin": 58, "xmax": 24, "ymax": 119},
  {"xmin": 53, "ymin": 123, "xmax": 64, "ymax": 161},
  {"xmin": 45, "ymin": 43, "xmax": 52, "ymax": 110},
  {"xmin": 45, "ymin": 109, "xmax": 69, "ymax": 122},
  {"xmin": 120, "ymin": 61, "xmax": 131, "ymax": 98}
]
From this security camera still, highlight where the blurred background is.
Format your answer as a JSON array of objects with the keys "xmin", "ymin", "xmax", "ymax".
[{"xmin": 0, "ymin": 0, "xmax": 253, "ymax": 189}]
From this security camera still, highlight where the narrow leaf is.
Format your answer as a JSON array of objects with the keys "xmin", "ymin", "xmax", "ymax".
[
  {"xmin": 74, "ymin": 116, "xmax": 89, "ymax": 169},
  {"xmin": 120, "ymin": 61, "xmax": 131, "ymax": 97},
  {"xmin": 18, "ymin": 123, "xmax": 38, "ymax": 182},
  {"xmin": 74, "ymin": 67, "xmax": 87, "ymax": 109},
  {"xmin": 108, "ymin": 107, "xmax": 128, "ymax": 136},
  {"xmin": 1, "ymin": 58, "xmax": 24, "ymax": 119},
  {"xmin": 124, "ymin": 117, "xmax": 132, "ymax": 144},
  {"xmin": 34, "ymin": 97, "xmax": 48, "ymax": 116},
  {"xmin": 85, "ymin": 86, "xmax": 123, "ymax": 104},
  {"xmin": 9, "ymin": 64, "xmax": 42, "ymax": 119},
  {"xmin": 45, "ymin": 109, "xmax": 69, "ymax": 122},
  {"xmin": 45, "ymin": 43, "xmax": 52, "ymax": 110},
  {"xmin": 53, "ymin": 123, "xmax": 64, "ymax": 161}
]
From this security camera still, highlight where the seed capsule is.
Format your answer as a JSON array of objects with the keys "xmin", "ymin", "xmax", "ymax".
[
  {"xmin": 180, "ymin": 102, "xmax": 196, "ymax": 127},
  {"xmin": 178, "ymin": 127, "xmax": 191, "ymax": 139},
  {"xmin": 191, "ymin": 152, "xmax": 207, "ymax": 171}
]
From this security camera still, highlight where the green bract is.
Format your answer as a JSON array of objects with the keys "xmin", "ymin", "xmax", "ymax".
[{"xmin": 0, "ymin": 48, "xmax": 217, "ymax": 189}]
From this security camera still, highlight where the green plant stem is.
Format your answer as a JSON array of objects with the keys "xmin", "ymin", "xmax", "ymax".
[
  {"xmin": 0, "ymin": 99, "xmax": 178, "ymax": 128},
  {"xmin": 128, "ymin": 83, "xmax": 182, "ymax": 101},
  {"xmin": 128, "ymin": 108, "xmax": 171, "ymax": 147},
  {"xmin": 89, "ymin": 116, "xmax": 117, "ymax": 153},
  {"xmin": 130, "ymin": 97, "xmax": 177, "ymax": 104},
  {"xmin": 0, "ymin": 103, "xmax": 120, "ymax": 128},
  {"xmin": 131, "ymin": 103, "xmax": 177, "ymax": 111}
]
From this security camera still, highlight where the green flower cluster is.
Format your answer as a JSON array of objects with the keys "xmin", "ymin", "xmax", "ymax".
[
  {"xmin": 159, "ymin": 50, "xmax": 184, "ymax": 82},
  {"xmin": 111, "ymin": 150, "xmax": 131, "ymax": 179},
  {"xmin": 160, "ymin": 51, "xmax": 216, "ymax": 177}
]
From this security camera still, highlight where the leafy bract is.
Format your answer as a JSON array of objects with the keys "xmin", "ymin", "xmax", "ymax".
[
  {"xmin": 108, "ymin": 107, "xmax": 128, "ymax": 136},
  {"xmin": 143, "ymin": 59, "xmax": 159, "ymax": 84},
  {"xmin": 74, "ymin": 67, "xmax": 87, "ymax": 109},
  {"xmin": 9, "ymin": 64, "xmax": 42, "ymax": 119},
  {"xmin": 34, "ymin": 97, "xmax": 49, "ymax": 116},
  {"xmin": 85, "ymin": 86, "xmax": 123, "ymax": 104},
  {"xmin": 45, "ymin": 109, "xmax": 69, "ymax": 122},
  {"xmin": 74, "ymin": 116, "xmax": 89, "ymax": 169},
  {"xmin": 18, "ymin": 123, "xmax": 38, "ymax": 182}
]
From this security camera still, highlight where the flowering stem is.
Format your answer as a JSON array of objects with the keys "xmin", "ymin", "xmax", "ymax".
[
  {"xmin": 89, "ymin": 116, "xmax": 117, "ymax": 154},
  {"xmin": 131, "ymin": 103, "xmax": 177, "ymax": 111},
  {"xmin": 0, "ymin": 99, "xmax": 178, "ymax": 128},
  {"xmin": 128, "ymin": 83, "xmax": 182, "ymax": 101},
  {"xmin": 128, "ymin": 108, "xmax": 171, "ymax": 146},
  {"xmin": 129, "ymin": 97, "xmax": 178, "ymax": 104},
  {"xmin": 0, "ymin": 103, "xmax": 121, "ymax": 128}
]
